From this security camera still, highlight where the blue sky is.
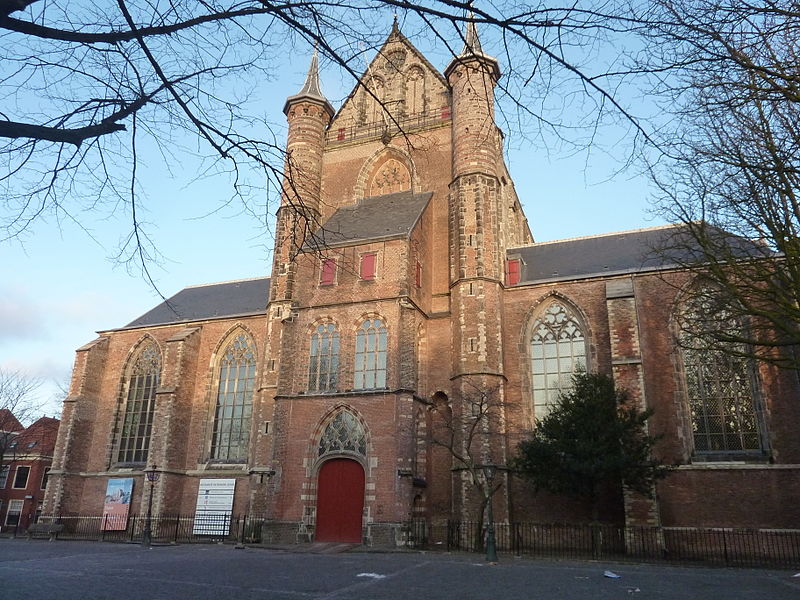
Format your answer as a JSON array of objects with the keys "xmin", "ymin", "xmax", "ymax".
[{"xmin": 0, "ymin": 18, "xmax": 664, "ymax": 420}]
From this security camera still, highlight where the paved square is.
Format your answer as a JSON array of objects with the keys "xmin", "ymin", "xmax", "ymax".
[{"xmin": 0, "ymin": 540, "xmax": 797, "ymax": 599}]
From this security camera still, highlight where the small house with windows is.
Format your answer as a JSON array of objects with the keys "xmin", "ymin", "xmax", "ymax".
[
  {"xmin": 44, "ymin": 20, "xmax": 800, "ymax": 543},
  {"xmin": 0, "ymin": 414, "xmax": 59, "ymax": 532}
]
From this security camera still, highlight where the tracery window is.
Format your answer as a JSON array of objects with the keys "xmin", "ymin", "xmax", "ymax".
[
  {"xmin": 117, "ymin": 343, "xmax": 161, "ymax": 464},
  {"xmin": 354, "ymin": 318, "xmax": 388, "ymax": 390},
  {"xmin": 210, "ymin": 333, "xmax": 256, "ymax": 462},
  {"xmin": 318, "ymin": 411, "xmax": 367, "ymax": 457},
  {"xmin": 368, "ymin": 158, "xmax": 410, "ymax": 196},
  {"xmin": 680, "ymin": 299, "xmax": 764, "ymax": 454},
  {"xmin": 530, "ymin": 302, "xmax": 586, "ymax": 419},
  {"xmin": 309, "ymin": 323, "xmax": 340, "ymax": 393}
]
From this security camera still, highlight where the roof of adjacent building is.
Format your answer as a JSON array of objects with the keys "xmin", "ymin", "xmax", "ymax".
[
  {"xmin": 303, "ymin": 190, "xmax": 433, "ymax": 250},
  {"xmin": 507, "ymin": 224, "xmax": 768, "ymax": 285},
  {"xmin": 14, "ymin": 416, "xmax": 60, "ymax": 454},
  {"xmin": 0, "ymin": 409, "xmax": 24, "ymax": 433},
  {"xmin": 122, "ymin": 277, "xmax": 271, "ymax": 329}
]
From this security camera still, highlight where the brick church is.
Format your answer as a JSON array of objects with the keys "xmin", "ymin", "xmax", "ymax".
[{"xmin": 43, "ymin": 21, "xmax": 800, "ymax": 543}]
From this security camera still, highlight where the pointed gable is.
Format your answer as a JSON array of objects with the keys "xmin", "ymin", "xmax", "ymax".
[{"xmin": 330, "ymin": 24, "xmax": 449, "ymax": 133}]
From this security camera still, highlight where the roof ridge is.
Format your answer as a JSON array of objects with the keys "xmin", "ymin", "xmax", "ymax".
[
  {"xmin": 183, "ymin": 276, "xmax": 270, "ymax": 290},
  {"xmin": 509, "ymin": 223, "xmax": 680, "ymax": 250}
]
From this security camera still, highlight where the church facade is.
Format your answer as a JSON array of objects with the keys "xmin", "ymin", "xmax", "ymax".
[{"xmin": 43, "ymin": 23, "xmax": 800, "ymax": 544}]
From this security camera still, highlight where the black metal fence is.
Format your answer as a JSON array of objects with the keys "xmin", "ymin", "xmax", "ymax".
[
  {"xmin": 33, "ymin": 514, "xmax": 268, "ymax": 545},
  {"xmin": 20, "ymin": 515, "xmax": 800, "ymax": 568},
  {"xmin": 406, "ymin": 520, "xmax": 800, "ymax": 568}
]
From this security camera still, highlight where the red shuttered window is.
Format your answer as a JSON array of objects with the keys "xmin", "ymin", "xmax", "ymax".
[
  {"xmin": 360, "ymin": 252, "xmax": 377, "ymax": 281},
  {"xmin": 506, "ymin": 259, "xmax": 521, "ymax": 285},
  {"xmin": 320, "ymin": 258, "xmax": 337, "ymax": 286}
]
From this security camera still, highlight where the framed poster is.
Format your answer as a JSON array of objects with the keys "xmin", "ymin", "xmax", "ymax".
[
  {"xmin": 193, "ymin": 478, "xmax": 235, "ymax": 535},
  {"xmin": 102, "ymin": 478, "xmax": 134, "ymax": 531}
]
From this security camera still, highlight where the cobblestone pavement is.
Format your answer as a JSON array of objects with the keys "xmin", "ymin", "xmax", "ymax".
[{"xmin": 1, "ymin": 540, "xmax": 798, "ymax": 600}]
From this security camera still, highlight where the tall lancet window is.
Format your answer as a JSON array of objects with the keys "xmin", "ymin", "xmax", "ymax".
[
  {"xmin": 530, "ymin": 302, "xmax": 587, "ymax": 418},
  {"xmin": 680, "ymin": 295, "xmax": 764, "ymax": 455},
  {"xmin": 211, "ymin": 333, "xmax": 256, "ymax": 462},
  {"xmin": 309, "ymin": 323, "xmax": 340, "ymax": 393},
  {"xmin": 354, "ymin": 318, "xmax": 388, "ymax": 390},
  {"xmin": 118, "ymin": 343, "xmax": 161, "ymax": 464}
]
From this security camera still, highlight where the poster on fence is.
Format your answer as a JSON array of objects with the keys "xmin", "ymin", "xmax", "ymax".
[
  {"xmin": 193, "ymin": 478, "xmax": 236, "ymax": 535},
  {"xmin": 102, "ymin": 478, "xmax": 134, "ymax": 531}
]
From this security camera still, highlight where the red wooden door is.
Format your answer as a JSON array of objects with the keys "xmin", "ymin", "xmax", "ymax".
[{"xmin": 315, "ymin": 458, "xmax": 365, "ymax": 543}]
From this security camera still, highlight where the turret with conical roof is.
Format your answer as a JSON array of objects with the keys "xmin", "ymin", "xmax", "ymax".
[
  {"xmin": 271, "ymin": 50, "xmax": 333, "ymax": 304},
  {"xmin": 283, "ymin": 49, "xmax": 335, "ymax": 117},
  {"xmin": 445, "ymin": 15, "xmax": 509, "ymax": 524},
  {"xmin": 445, "ymin": 16, "xmax": 501, "ymax": 82}
]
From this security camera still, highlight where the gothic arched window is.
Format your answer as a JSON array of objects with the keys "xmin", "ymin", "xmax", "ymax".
[
  {"xmin": 309, "ymin": 323, "xmax": 340, "ymax": 393},
  {"xmin": 368, "ymin": 158, "xmax": 410, "ymax": 196},
  {"xmin": 530, "ymin": 302, "xmax": 586, "ymax": 418},
  {"xmin": 210, "ymin": 332, "xmax": 256, "ymax": 462},
  {"xmin": 354, "ymin": 318, "xmax": 387, "ymax": 390},
  {"xmin": 117, "ymin": 343, "xmax": 161, "ymax": 464},
  {"xmin": 318, "ymin": 411, "xmax": 367, "ymax": 457},
  {"xmin": 680, "ymin": 297, "xmax": 764, "ymax": 454}
]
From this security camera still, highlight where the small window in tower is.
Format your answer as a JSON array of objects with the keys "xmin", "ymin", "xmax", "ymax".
[
  {"xmin": 320, "ymin": 258, "xmax": 337, "ymax": 286},
  {"xmin": 360, "ymin": 252, "xmax": 377, "ymax": 281},
  {"xmin": 415, "ymin": 261, "xmax": 423, "ymax": 288},
  {"xmin": 506, "ymin": 259, "xmax": 521, "ymax": 286}
]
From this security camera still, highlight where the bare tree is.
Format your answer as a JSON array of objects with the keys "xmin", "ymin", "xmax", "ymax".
[
  {"xmin": 0, "ymin": 368, "xmax": 44, "ymax": 478},
  {"xmin": 427, "ymin": 381, "xmax": 513, "ymax": 551},
  {"xmin": 638, "ymin": 1, "xmax": 800, "ymax": 367},
  {"xmin": 1, "ymin": 1, "xmax": 650, "ymax": 278}
]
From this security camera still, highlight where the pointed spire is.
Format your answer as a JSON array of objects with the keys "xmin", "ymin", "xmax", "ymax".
[
  {"xmin": 460, "ymin": 15, "xmax": 484, "ymax": 57},
  {"xmin": 445, "ymin": 10, "xmax": 500, "ymax": 81},
  {"xmin": 298, "ymin": 48, "xmax": 324, "ymax": 98},
  {"xmin": 283, "ymin": 48, "xmax": 335, "ymax": 117}
]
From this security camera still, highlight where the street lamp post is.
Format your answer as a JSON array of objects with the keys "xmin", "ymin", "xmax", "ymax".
[
  {"xmin": 142, "ymin": 464, "xmax": 160, "ymax": 547},
  {"xmin": 482, "ymin": 464, "xmax": 498, "ymax": 563}
]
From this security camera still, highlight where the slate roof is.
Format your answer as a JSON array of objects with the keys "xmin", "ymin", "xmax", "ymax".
[
  {"xmin": 304, "ymin": 190, "xmax": 432, "ymax": 250},
  {"xmin": 122, "ymin": 277, "xmax": 270, "ymax": 329},
  {"xmin": 508, "ymin": 224, "xmax": 768, "ymax": 285}
]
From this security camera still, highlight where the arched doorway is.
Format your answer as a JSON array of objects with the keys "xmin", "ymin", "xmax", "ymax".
[{"xmin": 315, "ymin": 458, "xmax": 365, "ymax": 543}]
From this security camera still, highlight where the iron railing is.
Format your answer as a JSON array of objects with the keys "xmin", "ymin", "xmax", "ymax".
[
  {"xmin": 324, "ymin": 107, "xmax": 451, "ymax": 146},
  {"xmin": 19, "ymin": 515, "xmax": 800, "ymax": 568},
  {"xmin": 406, "ymin": 520, "xmax": 800, "ymax": 568},
  {"xmin": 34, "ymin": 514, "xmax": 267, "ymax": 545}
]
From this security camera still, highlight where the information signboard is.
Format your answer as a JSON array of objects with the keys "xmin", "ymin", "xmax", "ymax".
[
  {"xmin": 102, "ymin": 478, "xmax": 134, "ymax": 531},
  {"xmin": 193, "ymin": 478, "xmax": 236, "ymax": 535}
]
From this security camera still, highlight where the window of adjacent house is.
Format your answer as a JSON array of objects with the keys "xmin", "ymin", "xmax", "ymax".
[
  {"xmin": 210, "ymin": 332, "xmax": 256, "ymax": 462},
  {"xmin": 320, "ymin": 258, "xmax": 337, "ymax": 286},
  {"xmin": 41, "ymin": 467, "xmax": 50, "ymax": 490},
  {"xmin": 506, "ymin": 259, "xmax": 521, "ymax": 285},
  {"xmin": 680, "ymin": 299, "xmax": 764, "ymax": 455},
  {"xmin": 354, "ymin": 318, "xmax": 388, "ymax": 390},
  {"xmin": 415, "ymin": 261, "xmax": 422, "ymax": 288},
  {"xmin": 360, "ymin": 252, "xmax": 377, "ymax": 281},
  {"xmin": 308, "ymin": 324, "xmax": 340, "ymax": 393},
  {"xmin": 117, "ymin": 342, "xmax": 161, "ymax": 464},
  {"xmin": 530, "ymin": 302, "xmax": 586, "ymax": 419},
  {"xmin": 0, "ymin": 465, "xmax": 8, "ymax": 488},
  {"xmin": 12, "ymin": 465, "xmax": 30, "ymax": 489},
  {"xmin": 5, "ymin": 499, "xmax": 23, "ymax": 526}
]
